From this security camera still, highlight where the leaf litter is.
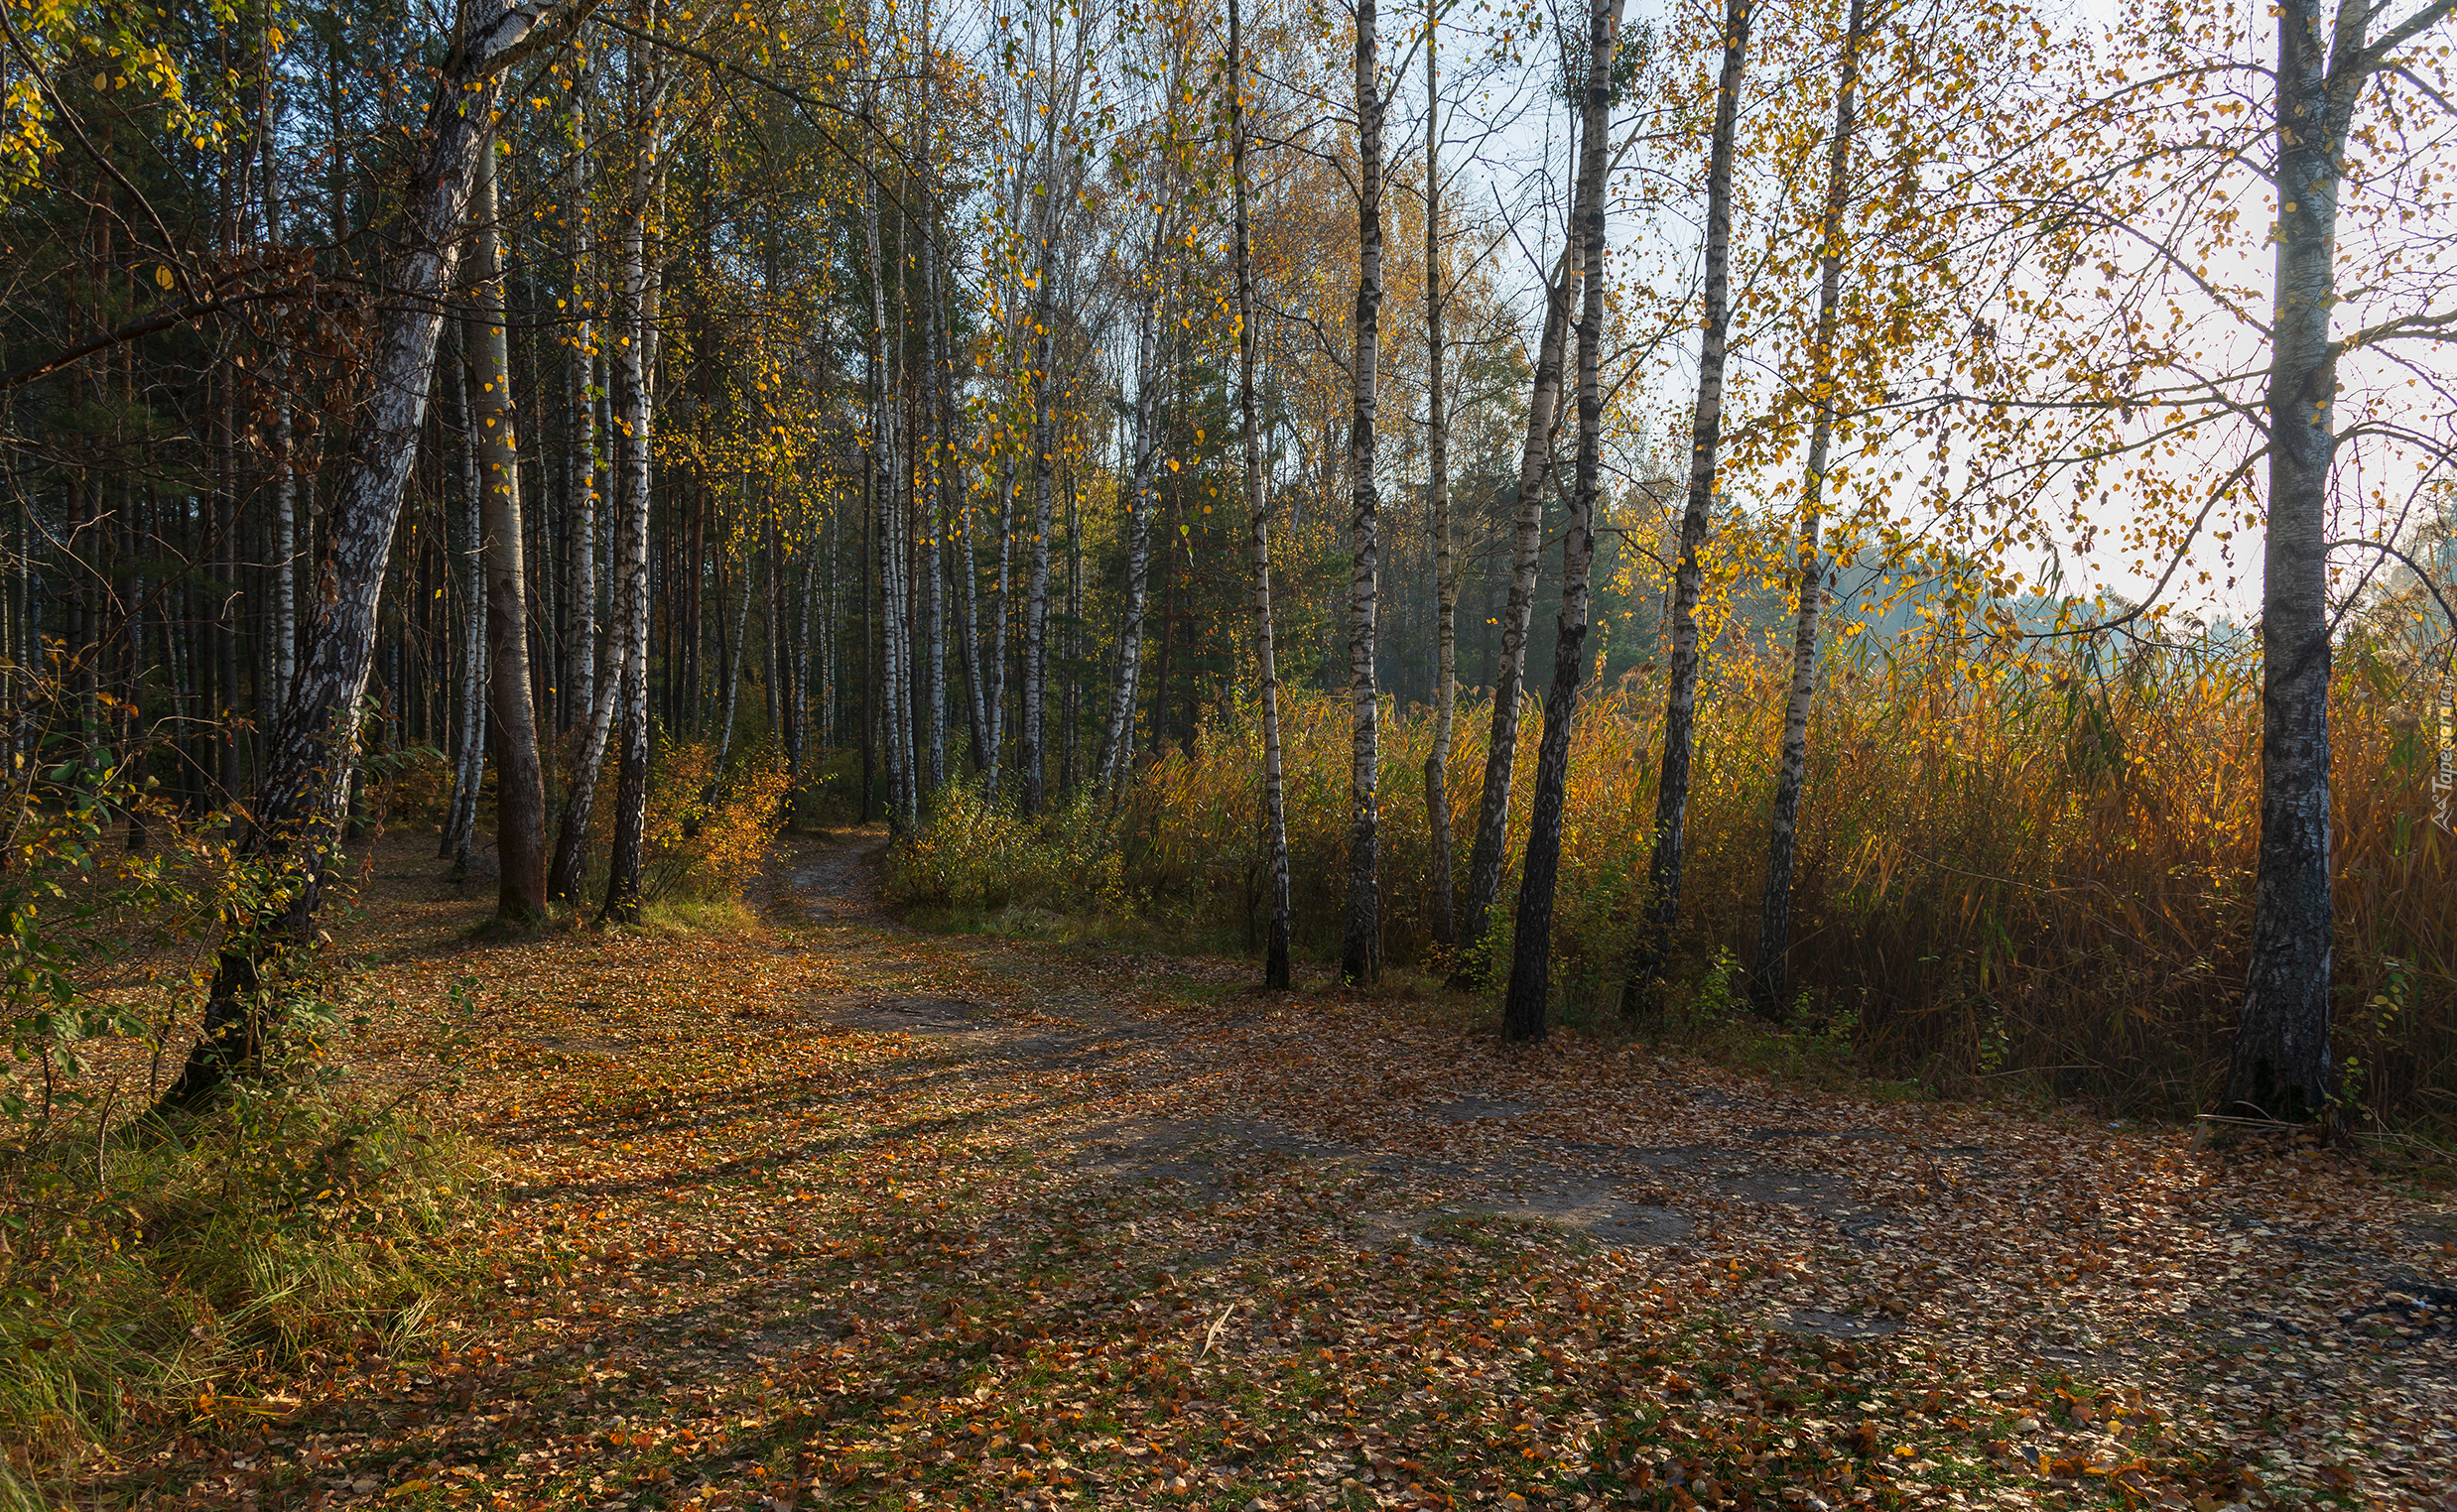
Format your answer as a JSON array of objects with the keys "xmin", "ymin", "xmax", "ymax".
[{"xmin": 103, "ymin": 833, "xmax": 2457, "ymax": 1512}]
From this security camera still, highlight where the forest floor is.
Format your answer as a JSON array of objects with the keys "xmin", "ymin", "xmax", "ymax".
[{"xmin": 104, "ymin": 828, "xmax": 2457, "ymax": 1512}]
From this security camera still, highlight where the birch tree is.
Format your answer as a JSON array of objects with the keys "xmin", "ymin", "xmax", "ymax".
[
  {"xmin": 1502, "ymin": 0, "xmax": 1620, "ymax": 1041},
  {"xmin": 161, "ymin": 0, "xmax": 593, "ymax": 1109},
  {"xmin": 1750, "ymin": 0, "xmax": 1866, "ymax": 1014},
  {"xmin": 602, "ymin": 27, "xmax": 671, "ymax": 925},
  {"xmin": 1342, "ymin": 0, "xmax": 1387, "ymax": 986},
  {"xmin": 1230, "ymin": 0, "xmax": 1292, "ymax": 988},
  {"xmin": 1625, "ymin": 0, "xmax": 1750, "ymax": 1018}
]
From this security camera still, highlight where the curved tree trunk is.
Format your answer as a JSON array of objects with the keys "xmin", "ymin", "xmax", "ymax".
[{"xmin": 1448, "ymin": 241, "xmax": 1578, "ymax": 989}]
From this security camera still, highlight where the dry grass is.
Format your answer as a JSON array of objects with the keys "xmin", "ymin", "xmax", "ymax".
[{"xmin": 887, "ymin": 633, "xmax": 2456, "ymax": 1131}]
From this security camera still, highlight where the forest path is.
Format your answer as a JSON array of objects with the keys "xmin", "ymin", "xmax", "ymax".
[{"xmin": 120, "ymin": 830, "xmax": 2457, "ymax": 1512}]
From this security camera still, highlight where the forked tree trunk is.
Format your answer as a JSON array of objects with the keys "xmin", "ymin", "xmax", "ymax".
[
  {"xmin": 472, "ymin": 141, "xmax": 549, "ymax": 920},
  {"xmin": 1230, "ymin": 0, "xmax": 1291, "ymax": 988},
  {"xmin": 159, "ymin": 0, "xmax": 578, "ymax": 1111},
  {"xmin": 1502, "ymin": 0, "xmax": 1621, "ymax": 1041},
  {"xmin": 1342, "ymin": 0, "xmax": 1386, "ymax": 986},
  {"xmin": 1447, "ymin": 241, "xmax": 1578, "ymax": 989},
  {"xmin": 547, "ymin": 484, "xmax": 624, "ymax": 902},
  {"xmin": 1751, "ymin": 0, "xmax": 1866, "ymax": 1014},
  {"xmin": 1625, "ymin": 0, "xmax": 1751, "ymax": 1016}
]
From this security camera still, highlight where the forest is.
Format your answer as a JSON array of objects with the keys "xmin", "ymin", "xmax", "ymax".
[{"xmin": 2, "ymin": 0, "xmax": 2455, "ymax": 1503}]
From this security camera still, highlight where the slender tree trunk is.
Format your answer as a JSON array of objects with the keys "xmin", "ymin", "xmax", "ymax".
[
  {"xmin": 864, "ymin": 177, "xmax": 911, "ymax": 828},
  {"xmin": 1062, "ymin": 470, "xmax": 1083, "ymax": 795},
  {"xmin": 1231, "ymin": 0, "xmax": 1291, "ymax": 989},
  {"xmin": 566, "ymin": 59, "xmax": 597, "ymax": 735},
  {"xmin": 602, "ymin": 84, "xmax": 664, "ymax": 925},
  {"xmin": 473, "ymin": 142, "xmax": 549, "ymax": 920},
  {"xmin": 1019, "ymin": 233, "xmax": 1059, "ymax": 818},
  {"xmin": 1423, "ymin": 0, "xmax": 1458, "ymax": 950},
  {"xmin": 1751, "ymin": 0, "xmax": 1866, "ymax": 1015},
  {"xmin": 1625, "ymin": 0, "xmax": 1751, "ymax": 1016},
  {"xmin": 955, "ymin": 492, "xmax": 988, "ymax": 770},
  {"xmin": 160, "ymin": 0, "xmax": 575, "ymax": 1110},
  {"xmin": 445, "ymin": 349, "xmax": 488, "ymax": 870},
  {"xmin": 1095, "ymin": 303, "xmax": 1164, "ymax": 795},
  {"xmin": 1448, "ymin": 241, "xmax": 1579, "ymax": 989},
  {"xmin": 1503, "ymin": 0, "xmax": 1621, "ymax": 1041},
  {"xmin": 547, "ymin": 478, "xmax": 624, "ymax": 903},
  {"xmin": 716, "ymin": 545, "xmax": 751, "ymax": 771},
  {"xmin": 2229, "ymin": 0, "xmax": 2370, "ymax": 1119},
  {"xmin": 925, "ymin": 239, "xmax": 951, "ymax": 796},
  {"xmin": 859, "ymin": 445, "xmax": 877, "ymax": 821},
  {"xmin": 1342, "ymin": 0, "xmax": 1386, "ymax": 985},
  {"xmin": 984, "ymin": 453, "xmax": 1014, "ymax": 801},
  {"xmin": 262, "ymin": 88, "xmax": 297, "ymax": 711}
]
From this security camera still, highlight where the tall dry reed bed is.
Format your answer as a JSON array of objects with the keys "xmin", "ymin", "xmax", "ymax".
[{"xmin": 886, "ymin": 636, "xmax": 2455, "ymax": 1130}]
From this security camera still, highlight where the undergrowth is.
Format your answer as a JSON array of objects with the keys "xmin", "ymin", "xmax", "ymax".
[
  {"xmin": 882, "ymin": 630, "xmax": 2457, "ymax": 1132},
  {"xmin": 0, "ymin": 698, "xmax": 492, "ymax": 1501},
  {"xmin": 0, "ymin": 1093, "xmax": 484, "ymax": 1500}
]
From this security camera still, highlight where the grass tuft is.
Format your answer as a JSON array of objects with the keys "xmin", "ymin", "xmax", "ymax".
[{"xmin": 0, "ymin": 1089, "xmax": 486, "ymax": 1495}]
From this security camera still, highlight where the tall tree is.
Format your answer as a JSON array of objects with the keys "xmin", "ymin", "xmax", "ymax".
[
  {"xmin": 1750, "ymin": 0, "xmax": 1867, "ymax": 1014},
  {"xmin": 1095, "ymin": 297, "xmax": 1166, "ymax": 796},
  {"xmin": 1343, "ymin": 0, "xmax": 1386, "ymax": 986},
  {"xmin": 443, "ymin": 349, "xmax": 488, "ymax": 872},
  {"xmin": 1230, "ymin": 0, "xmax": 1292, "ymax": 988},
  {"xmin": 1624, "ymin": 0, "xmax": 1751, "ymax": 1017},
  {"xmin": 161, "ymin": 0, "xmax": 589, "ymax": 1109},
  {"xmin": 1422, "ymin": 0, "xmax": 1459, "ymax": 951},
  {"xmin": 1448, "ymin": 236, "xmax": 1579, "ymax": 988},
  {"xmin": 471, "ymin": 138, "xmax": 549, "ymax": 921},
  {"xmin": 1502, "ymin": 0, "xmax": 1621, "ymax": 1041},
  {"xmin": 601, "ymin": 31, "xmax": 669, "ymax": 925},
  {"xmin": 2228, "ymin": 0, "xmax": 2455, "ymax": 1117},
  {"xmin": 565, "ymin": 46, "xmax": 599, "ymax": 738}
]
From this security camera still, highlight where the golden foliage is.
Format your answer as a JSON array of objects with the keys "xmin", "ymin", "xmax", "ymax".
[{"xmin": 640, "ymin": 741, "xmax": 793, "ymax": 904}]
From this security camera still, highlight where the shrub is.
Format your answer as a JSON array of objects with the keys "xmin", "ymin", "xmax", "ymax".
[{"xmin": 639, "ymin": 740, "xmax": 794, "ymax": 904}]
